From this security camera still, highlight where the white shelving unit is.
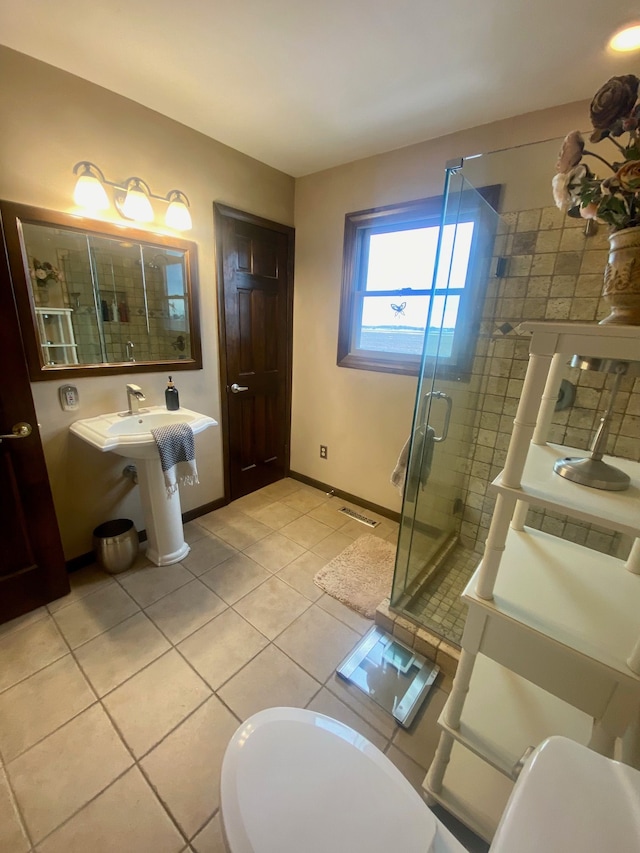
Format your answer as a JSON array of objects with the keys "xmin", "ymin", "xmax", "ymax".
[
  {"xmin": 424, "ymin": 322, "xmax": 640, "ymax": 842},
  {"xmin": 35, "ymin": 307, "xmax": 79, "ymax": 365}
]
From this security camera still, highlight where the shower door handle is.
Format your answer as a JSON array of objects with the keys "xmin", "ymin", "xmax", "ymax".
[{"xmin": 424, "ymin": 392, "xmax": 452, "ymax": 443}]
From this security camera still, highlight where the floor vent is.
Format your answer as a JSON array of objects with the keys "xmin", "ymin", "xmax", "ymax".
[{"xmin": 337, "ymin": 506, "xmax": 379, "ymax": 528}]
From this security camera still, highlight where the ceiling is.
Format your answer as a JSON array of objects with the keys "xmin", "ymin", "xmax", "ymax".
[{"xmin": 0, "ymin": 0, "xmax": 637, "ymax": 176}]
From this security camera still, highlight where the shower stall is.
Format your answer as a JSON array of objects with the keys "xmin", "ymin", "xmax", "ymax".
[
  {"xmin": 390, "ymin": 161, "xmax": 502, "ymax": 643},
  {"xmin": 391, "ymin": 138, "xmax": 636, "ymax": 647}
]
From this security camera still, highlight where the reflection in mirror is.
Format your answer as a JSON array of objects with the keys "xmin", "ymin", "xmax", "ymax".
[{"xmin": 1, "ymin": 202, "xmax": 201, "ymax": 380}]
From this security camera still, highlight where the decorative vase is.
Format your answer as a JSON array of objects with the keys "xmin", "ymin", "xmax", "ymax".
[{"xmin": 601, "ymin": 224, "xmax": 640, "ymax": 325}]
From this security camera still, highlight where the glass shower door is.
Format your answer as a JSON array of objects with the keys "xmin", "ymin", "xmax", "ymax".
[{"xmin": 391, "ymin": 164, "xmax": 501, "ymax": 616}]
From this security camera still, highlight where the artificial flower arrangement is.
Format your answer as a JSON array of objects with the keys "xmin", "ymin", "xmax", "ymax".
[
  {"xmin": 31, "ymin": 257, "xmax": 63, "ymax": 287},
  {"xmin": 553, "ymin": 74, "xmax": 640, "ymax": 232}
]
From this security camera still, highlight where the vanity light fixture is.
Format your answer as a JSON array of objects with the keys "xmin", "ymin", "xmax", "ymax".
[
  {"xmin": 165, "ymin": 190, "xmax": 193, "ymax": 231},
  {"xmin": 119, "ymin": 178, "xmax": 154, "ymax": 223},
  {"xmin": 72, "ymin": 162, "xmax": 110, "ymax": 211},
  {"xmin": 609, "ymin": 24, "xmax": 640, "ymax": 52},
  {"xmin": 72, "ymin": 162, "xmax": 192, "ymax": 231}
]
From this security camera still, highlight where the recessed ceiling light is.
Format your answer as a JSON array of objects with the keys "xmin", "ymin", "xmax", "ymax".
[{"xmin": 609, "ymin": 24, "xmax": 640, "ymax": 52}]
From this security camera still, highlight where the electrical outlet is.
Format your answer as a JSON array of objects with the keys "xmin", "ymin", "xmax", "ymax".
[{"xmin": 320, "ymin": 445, "xmax": 328, "ymax": 459}]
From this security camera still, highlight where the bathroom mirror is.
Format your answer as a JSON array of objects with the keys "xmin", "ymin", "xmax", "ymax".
[{"xmin": 0, "ymin": 201, "xmax": 202, "ymax": 380}]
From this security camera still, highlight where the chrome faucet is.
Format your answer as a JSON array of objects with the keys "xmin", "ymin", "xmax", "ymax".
[{"xmin": 126, "ymin": 384, "xmax": 146, "ymax": 414}]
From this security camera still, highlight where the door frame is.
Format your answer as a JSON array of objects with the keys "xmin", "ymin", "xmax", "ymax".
[
  {"xmin": 214, "ymin": 203, "xmax": 295, "ymax": 502},
  {"xmin": 0, "ymin": 210, "xmax": 69, "ymax": 620}
]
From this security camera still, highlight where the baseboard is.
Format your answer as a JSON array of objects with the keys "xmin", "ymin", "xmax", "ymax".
[
  {"xmin": 183, "ymin": 497, "xmax": 226, "ymax": 523},
  {"xmin": 66, "ymin": 498, "xmax": 226, "ymax": 573},
  {"xmin": 288, "ymin": 470, "xmax": 401, "ymax": 524},
  {"xmin": 65, "ymin": 551, "xmax": 97, "ymax": 573}
]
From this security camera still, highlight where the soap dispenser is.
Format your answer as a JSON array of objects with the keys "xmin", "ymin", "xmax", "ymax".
[{"xmin": 165, "ymin": 376, "xmax": 180, "ymax": 410}]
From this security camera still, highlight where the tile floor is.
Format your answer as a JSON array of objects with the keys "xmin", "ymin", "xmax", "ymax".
[{"xmin": 0, "ymin": 478, "xmax": 487, "ymax": 852}]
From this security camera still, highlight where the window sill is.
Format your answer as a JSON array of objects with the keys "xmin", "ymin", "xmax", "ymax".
[
  {"xmin": 337, "ymin": 351, "xmax": 471, "ymax": 381},
  {"xmin": 338, "ymin": 351, "xmax": 420, "ymax": 376}
]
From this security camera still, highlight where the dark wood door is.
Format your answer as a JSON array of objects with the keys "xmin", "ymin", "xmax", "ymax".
[
  {"xmin": 0, "ymin": 219, "xmax": 69, "ymax": 623},
  {"xmin": 215, "ymin": 204, "xmax": 294, "ymax": 500}
]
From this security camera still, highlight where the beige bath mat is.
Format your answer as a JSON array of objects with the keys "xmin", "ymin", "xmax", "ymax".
[{"xmin": 314, "ymin": 534, "xmax": 396, "ymax": 619}]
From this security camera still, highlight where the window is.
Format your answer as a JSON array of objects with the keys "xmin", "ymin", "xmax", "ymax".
[
  {"xmin": 337, "ymin": 187, "xmax": 500, "ymax": 377},
  {"xmin": 165, "ymin": 261, "xmax": 188, "ymax": 332}
]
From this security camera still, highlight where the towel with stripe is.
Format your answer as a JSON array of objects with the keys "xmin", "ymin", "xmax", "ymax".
[{"xmin": 151, "ymin": 423, "xmax": 199, "ymax": 496}]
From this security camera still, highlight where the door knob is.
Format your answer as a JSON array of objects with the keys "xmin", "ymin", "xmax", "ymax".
[
  {"xmin": 230, "ymin": 383, "xmax": 249, "ymax": 394},
  {"xmin": 0, "ymin": 422, "xmax": 32, "ymax": 441}
]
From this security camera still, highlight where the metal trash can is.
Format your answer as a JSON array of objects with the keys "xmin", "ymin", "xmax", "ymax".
[{"xmin": 93, "ymin": 519, "xmax": 139, "ymax": 574}]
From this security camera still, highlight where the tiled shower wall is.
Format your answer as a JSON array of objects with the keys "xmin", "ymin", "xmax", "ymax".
[
  {"xmin": 459, "ymin": 205, "xmax": 639, "ymax": 558},
  {"xmin": 61, "ymin": 250, "xmax": 191, "ymax": 364}
]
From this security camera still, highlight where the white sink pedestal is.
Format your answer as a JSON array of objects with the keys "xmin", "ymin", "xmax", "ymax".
[
  {"xmin": 137, "ymin": 457, "xmax": 191, "ymax": 566},
  {"xmin": 69, "ymin": 406, "xmax": 217, "ymax": 568}
]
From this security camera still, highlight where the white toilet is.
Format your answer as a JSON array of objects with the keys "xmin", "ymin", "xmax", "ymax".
[{"xmin": 220, "ymin": 707, "xmax": 640, "ymax": 853}]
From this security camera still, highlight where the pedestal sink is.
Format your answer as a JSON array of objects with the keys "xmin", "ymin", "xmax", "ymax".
[{"xmin": 70, "ymin": 406, "xmax": 217, "ymax": 566}]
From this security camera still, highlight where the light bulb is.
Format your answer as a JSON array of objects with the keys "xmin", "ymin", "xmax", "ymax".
[
  {"xmin": 122, "ymin": 184, "xmax": 153, "ymax": 222},
  {"xmin": 609, "ymin": 24, "xmax": 640, "ymax": 52},
  {"xmin": 73, "ymin": 174, "xmax": 110, "ymax": 211},
  {"xmin": 165, "ymin": 198, "xmax": 192, "ymax": 231}
]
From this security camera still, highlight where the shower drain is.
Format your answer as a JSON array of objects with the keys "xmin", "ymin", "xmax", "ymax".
[{"xmin": 337, "ymin": 506, "xmax": 379, "ymax": 528}]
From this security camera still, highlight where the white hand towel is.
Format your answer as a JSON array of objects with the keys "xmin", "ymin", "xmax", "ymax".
[
  {"xmin": 391, "ymin": 435, "xmax": 412, "ymax": 495},
  {"xmin": 151, "ymin": 423, "xmax": 199, "ymax": 497},
  {"xmin": 391, "ymin": 425, "xmax": 435, "ymax": 499}
]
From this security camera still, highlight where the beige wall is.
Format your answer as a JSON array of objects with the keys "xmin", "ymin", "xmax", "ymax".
[
  {"xmin": 0, "ymin": 44, "xmax": 598, "ymax": 555},
  {"xmin": 291, "ymin": 100, "xmax": 590, "ymax": 512},
  {"xmin": 0, "ymin": 46, "xmax": 294, "ymax": 559}
]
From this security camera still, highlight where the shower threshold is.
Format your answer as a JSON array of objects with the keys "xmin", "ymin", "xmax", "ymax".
[{"xmin": 337, "ymin": 625, "xmax": 439, "ymax": 728}]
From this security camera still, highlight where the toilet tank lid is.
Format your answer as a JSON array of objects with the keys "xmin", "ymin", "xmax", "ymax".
[
  {"xmin": 220, "ymin": 707, "xmax": 437, "ymax": 853},
  {"xmin": 491, "ymin": 736, "xmax": 640, "ymax": 853}
]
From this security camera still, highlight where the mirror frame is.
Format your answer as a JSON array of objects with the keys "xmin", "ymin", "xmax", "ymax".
[{"xmin": 0, "ymin": 200, "xmax": 203, "ymax": 381}]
